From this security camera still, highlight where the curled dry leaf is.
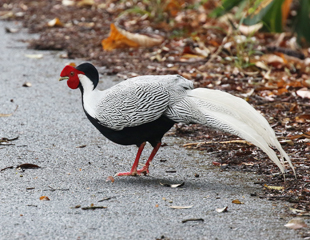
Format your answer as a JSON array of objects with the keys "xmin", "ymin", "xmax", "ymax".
[
  {"xmin": 232, "ymin": 199, "xmax": 243, "ymax": 204},
  {"xmin": 22, "ymin": 82, "xmax": 32, "ymax": 87},
  {"xmin": 239, "ymin": 23, "xmax": 263, "ymax": 35},
  {"xmin": 169, "ymin": 205, "xmax": 193, "ymax": 209},
  {"xmin": 261, "ymin": 54, "xmax": 284, "ymax": 65},
  {"xmin": 182, "ymin": 218, "xmax": 204, "ymax": 223},
  {"xmin": 101, "ymin": 24, "xmax": 163, "ymax": 51},
  {"xmin": 77, "ymin": 0, "xmax": 95, "ymax": 7},
  {"xmin": 62, "ymin": 0, "xmax": 74, "ymax": 6},
  {"xmin": 255, "ymin": 61, "xmax": 270, "ymax": 71},
  {"xmin": 76, "ymin": 145, "xmax": 86, "ymax": 148},
  {"xmin": 25, "ymin": 54, "xmax": 43, "ymax": 59},
  {"xmin": 295, "ymin": 114, "xmax": 310, "ymax": 123},
  {"xmin": 47, "ymin": 18, "xmax": 64, "ymax": 27},
  {"xmin": 159, "ymin": 182, "xmax": 184, "ymax": 188},
  {"xmin": 296, "ymin": 87, "xmax": 310, "ymax": 99},
  {"xmin": 0, "ymin": 105, "xmax": 18, "ymax": 117},
  {"xmin": 5, "ymin": 27, "xmax": 19, "ymax": 33},
  {"xmin": 289, "ymin": 208, "xmax": 308, "ymax": 215},
  {"xmin": 40, "ymin": 196, "xmax": 50, "ymax": 201},
  {"xmin": 67, "ymin": 62, "xmax": 76, "ymax": 67},
  {"xmin": 216, "ymin": 206, "xmax": 228, "ymax": 213},
  {"xmin": 285, "ymin": 217, "xmax": 308, "ymax": 229},
  {"xmin": 17, "ymin": 163, "xmax": 40, "ymax": 169},
  {"xmin": 264, "ymin": 184, "xmax": 284, "ymax": 191}
]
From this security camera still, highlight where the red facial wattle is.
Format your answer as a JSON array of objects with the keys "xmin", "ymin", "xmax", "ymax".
[{"xmin": 60, "ymin": 65, "xmax": 84, "ymax": 89}]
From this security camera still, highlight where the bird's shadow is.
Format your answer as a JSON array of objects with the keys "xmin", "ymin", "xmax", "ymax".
[{"xmin": 100, "ymin": 174, "xmax": 260, "ymax": 195}]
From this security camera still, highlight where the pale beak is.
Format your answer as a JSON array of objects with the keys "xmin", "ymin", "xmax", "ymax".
[{"xmin": 59, "ymin": 76, "xmax": 69, "ymax": 81}]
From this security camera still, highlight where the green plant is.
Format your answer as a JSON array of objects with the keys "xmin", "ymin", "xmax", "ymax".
[
  {"xmin": 231, "ymin": 33, "xmax": 259, "ymax": 69},
  {"xmin": 211, "ymin": 0, "xmax": 310, "ymax": 45}
]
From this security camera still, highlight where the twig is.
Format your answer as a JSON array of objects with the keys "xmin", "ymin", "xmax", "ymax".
[
  {"xmin": 81, "ymin": 206, "xmax": 107, "ymax": 210},
  {"xmin": 0, "ymin": 105, "xmax": 18, "ymax": 117},
  {"xmin": 183, "ymin": 140, "xmax": 252, "ymax": 148}
]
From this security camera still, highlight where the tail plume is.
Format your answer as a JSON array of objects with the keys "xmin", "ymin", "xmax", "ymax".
[{"xmin": 187, "ymin": 88, "xmax": 295, "ymax": 176}]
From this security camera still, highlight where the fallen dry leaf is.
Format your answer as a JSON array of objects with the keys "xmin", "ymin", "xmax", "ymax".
[
  {"xmin": 255, "ymin": 61, "xmax": 270, "ymax": 71},
  {"xmin": 0, "ymin": 105, "xmax": 18, "ymax": 117},
  {"xmin": 76, "ymin": 145, "xmax": 86, "ymax": 148},
  {"xmin": 295, "ymin": 114, "xmax": 310, "ymax": 123},
  {"xmin": 216, "ymin": 206, "xmax": 228, "ymax": 213},
  {"xmin": 62, "ymin": 0, "xmax": 74, "ymax": 6},
  {"xmin": 289, "ymin": 208, "xmax": 308, "ymax": 214},
  {"xmin": 261, "ymin": 54, "xmax": 284, "ymax": 65},
  {"xmin": 169, "ymin": 205, "xmax": 193, "ymax": 209},
  {"xmin": 264, "ymin": 184, "xmax": 284, "ymax": 191},
  {"xmin": 25, "ymin": 54, "xmax": 43, "ymax": 59},
  {"xmin": 232, "ymin": 199, "xmax": 243, "ymax": 204},
  {"xmin": 77, "ymin": 0, "xmax": 95, "ymax": 7},
  {"xmin": 159, "ymin": 182, "xmax": 184, "ymax": 188},
  {"xmin": 212, "ymin": 161, "xmax": 221, "ymax": 166},
  {"xmin": 296, "ymin": 87, "xmax": 310, "ymax": 99},
  {"xmin": 47, "ymin": 18, "xmax": 64, "ymax": 27},
  {"xmin": 5, "ymin": 27, "xmax": 19, "ymax": 33},
  {"xmin": 40, "ymin": 196, "xmax": 50, "ymax": 201},
  {"xmin": 22, "ymin": 82, "xmax": 32, "ymax": 87},
  {"xmin": 182, "ymin": 218, "xmax": 204, "ymax": 223},
  {"xmin": 67, "ymin": 62, "xmax": 76, "ymax": 67},
  {"xmin": 17, "ymin": 163, "xmax": 40, "ymax": 169},
  {"xmin": 284, "ymin": 217, "xmax": 308, "ymax": 229},
  {"xmin": 101, "ymin": 24, "xmax": 163, "ymax": 51},
  {"xmin": 239, "ymin": 23, "xmax": 263, "ymax": 35}
]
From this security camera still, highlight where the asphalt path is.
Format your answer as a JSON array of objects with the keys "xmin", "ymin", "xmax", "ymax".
[{"xmin": 0, "ymin": 21, "xmax": 303, "ymax": 240}]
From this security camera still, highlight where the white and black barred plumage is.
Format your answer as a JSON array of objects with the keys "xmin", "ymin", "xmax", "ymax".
[{"xmin": 59, "ymin": 63, "xmax": 295, "ymax": 176}]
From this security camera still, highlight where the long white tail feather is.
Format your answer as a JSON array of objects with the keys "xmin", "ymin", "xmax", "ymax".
[
  {"xmin": 188, "ymin": 89, "xmax": 277, "ymax": 145},
  {"xmin": 186, "ymin": 88, "xmax": 295, "ymax": 176}
]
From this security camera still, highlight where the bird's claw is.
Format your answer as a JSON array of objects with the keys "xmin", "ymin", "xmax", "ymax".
[
  {"xmin": 137, "ymin": 167, "xmax": 149, "ymax": 175},
  {"xmin": 115, "ymin": 167, "xmax": 149, "ymax": 177}
]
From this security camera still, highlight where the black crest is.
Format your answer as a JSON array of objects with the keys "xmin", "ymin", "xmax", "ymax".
[{"xmin": 76, "ymin": 62, "xmax": 99, "ymax": 89}]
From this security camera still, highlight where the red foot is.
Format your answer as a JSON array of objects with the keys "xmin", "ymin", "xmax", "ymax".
[
  {"xmin": 114, "ymin": 171, "xmax": 138, "ymax": 177},
  {"xmin": 137, "ymin": 166, "xmax": 149, "ymax": 175},
  {"xmin": 114, "ymin": 142, "xmax": 160, "ymax": 177},
  {"xmin": 115, "ymin": 166, "xmax": 149, "ymax": 177}
]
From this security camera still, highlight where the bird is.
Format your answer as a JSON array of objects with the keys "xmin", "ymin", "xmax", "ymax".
[{"xmin": 59, "ymin": 62, "xmax": 295, "ymax": 177}]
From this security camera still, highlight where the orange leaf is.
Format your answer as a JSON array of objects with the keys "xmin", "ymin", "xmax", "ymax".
[
  {"xmin": 165, "ymin": 0, "xmax": 185, "ymax": 17},
  {"xmin": 282, "ymin": 0, "xmax": 293, "ymax": 27},
  {"xmin": 232, "ymin": 199, "xmax": 243, "ymax": 204},
  {"xmin": 68, "ymin": 62, "xmax": 76, "ymax": 67},
  {"xmin": 276, "ymin": 87, "xmax": 288, "ymax": 95},
  {"xmin": 40, "ymin": 196, "xmax": 50, "ymax": 201},
  {"xmin": 47, "ymin": 18, "xmax": 64, "ymax": 27},
  {"xmin": 101, "ymin": 24, "xmax": 163, "ymax": 51}
]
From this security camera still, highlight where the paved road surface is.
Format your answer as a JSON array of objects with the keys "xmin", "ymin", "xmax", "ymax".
[{"xmin": 0, "ymin": 21, "xmax": 303, "ymax": 239}]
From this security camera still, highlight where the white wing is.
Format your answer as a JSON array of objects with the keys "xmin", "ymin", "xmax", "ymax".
[{"xmin": 94, "ymin": 75, "xmax": 193, "ymax": 130}]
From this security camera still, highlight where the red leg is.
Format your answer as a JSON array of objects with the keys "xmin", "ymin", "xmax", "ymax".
[
  {"xmin": 137, "ymin": 142, "xmax": 161, "ymax": 175},
  {"xmin": 115, "ymin": 142, "xmax": 146, "ymax": 176}
]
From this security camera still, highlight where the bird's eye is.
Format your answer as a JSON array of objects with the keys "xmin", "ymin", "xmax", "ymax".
[{"xmin": 70, "ymin": 71, "xmax": 74, "ymax": 76}]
